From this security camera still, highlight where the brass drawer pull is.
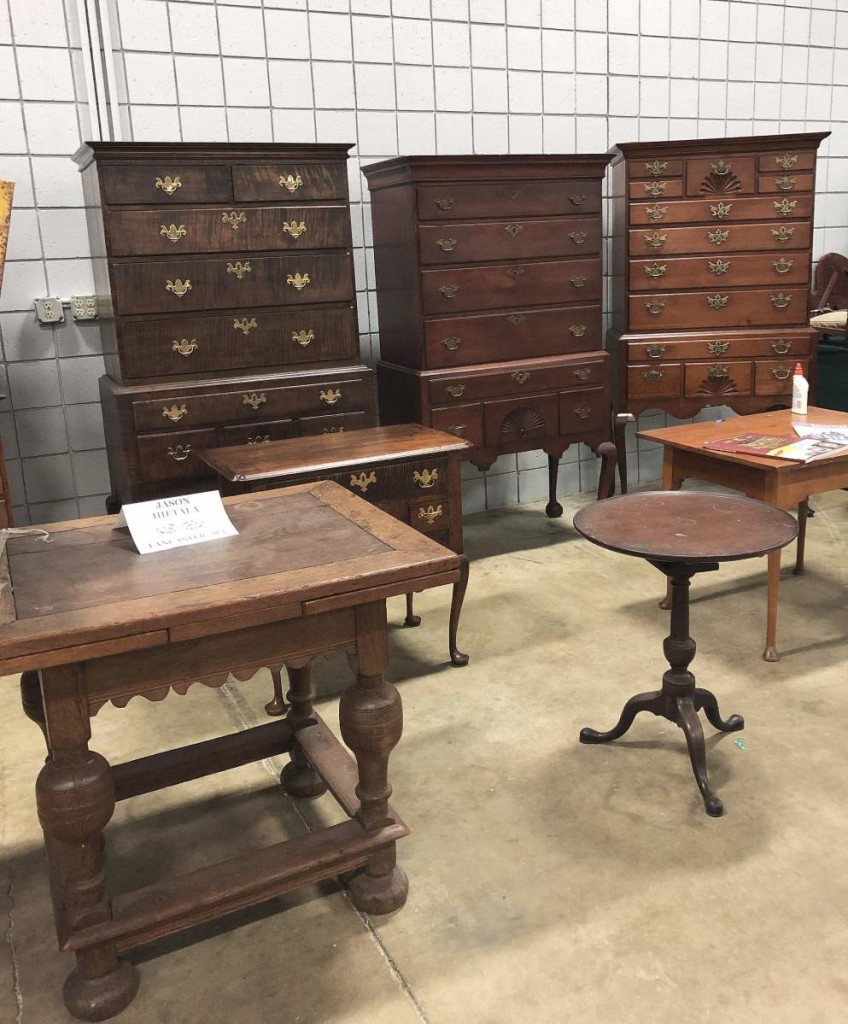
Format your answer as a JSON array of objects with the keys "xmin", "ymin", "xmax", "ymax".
[
  {"xmin": 710, "ymin": 201, "xmax": 732, "ymax": 219},
  {"xmin": 707, "ymin": 229, "xmax": 729, "ymax": 245},
  {"xmin": 511, "ymin": 370, "xmax": 530, "ymax": 384},
  {"xmin": 323, "ymin": 426, "xmax": 344, "ymax": 433},
  {"xmin": 507, "ymin": 314, "xmax": 526, "ymax": 326},
  {"xmin": 160, "ymin": 223, "xmax": 186, "ymax": 243},
  {"xmin": 645, "ymin": 160, "xmax": 667, "ymax": 176},
  {"xmin": 569, "ymin": 324, "xmax": 587, "ymax": 337},
  {"xmin": 167, "ymin": 444, "xmax": 192, "ymax": 462},
  {"xmin": 172, "ymin": 339, "xmax": 197, "ymax": 358},
  {"xmin": 774, "ymin": 199, "xmax": 797, "ymax": 215},
  {"xmin": 286, "ymin": 272, "xmax": 310, "ymax": 290},
  {"xmin": 505, "ymin": 267, "xmax": 525, "ymax": 279},
  {"xmin": 242, "ymin": 392, "xmax": 267, "ymax": 410},
  {"xmin": 772, "ymin": 338, "xmax": 791, "ymax": 355},
  {"xmin": 436, "ymin": 237, "xmax": 457, "ymax": 251},
  {"xmin": 279, "ymin": 173, "xmax": 303, "ymax": 192},
  {"xmin": 646, "ymin": 344, "xmax": 666, "ymax": 359},
  {"xmin": 435, "ymin": 197, "xmax": 454, "ymax": 210},
  {"xmin": 772, "ymin": 226, "xmax": 794, "ymax": 242},
  {"xmin": 773, "ymin": 257, "xmax": 793, "ymax": 274},
  {"xmin": 771, "ymin": 293, "xmax": 792, "ymax": 309},
  {"xmin": 350, "ymin": 471, "xmax": 377, "ymax": 493},
  {"xmin": 155, "ymin": 175, "xmax": 181, "ymax": 195},
  {"xmin": 441, "ymin": 336, "xmax": 462, "ymax": 350},
  {"xmin": 645, "ymin": 299, "xmax": 666, "ymax": 315},
  {"xmin": 646, "ymin": 203, "xmax": 667, "ymax": 222},
  {"xmin": 775, "ymin": 175, "xmax": 796, "ymax": 191},
  {"xmin": 506, "ymin": 188, "xmax": 521, "ymax": 199},
  {"xmin": 233, "ymin": 317, "xmax": 257, "ymax": 335},
  {"xmin": 413, "ymin": 468, "xmax": 439, "ymax": 489},
  {"xmin": 447, "ymin": 424, "xmax": 466, "ymax": 437},
  {"xmin": 644, "ymin": 232, "xmax": 667, "ymax": 249},
  {"xmin": 776, "ymin": 154, "xmax": 798, "ymax": 170},
  {"xmin": 418, "ymin": 503, "xmax": 443, "ymax": 525},
  {"xmin": 573, "ymin": 367, "xmax": 591, "ymax": 381},
  {"xmin": 771, "ymin": 366, "xmax": 791, "ymax": 381},
  {"xmin": 709, "ymin": 364, "xmax": 729, "ymax": 380},
  {"xmin": 227, "ymin": 260, "xmax": 251, "ymax": 280},
  {"xmin": 283, "ymin": 220, "xmax": 307, "ymax": 238},
  {"xmin": 445, "ymin": 384, "xmax": 465, "ymax": 398},
  {"xmin": 248, "ymin": 434, "xmax": 271, "ymax": 444},
  {"xmin": 570, "ymin": 275, "xmax": 588, "ymax": 287},
  {"xmin": 166, "ymin": 278, "xmax": 191, "ymax": 297},
  {"xmin": 162, "ymin": 403, "xmax": 188, "ymax": 422},
  {"xmin": 293, "ymin": 329, "xmax": 314, "ymax": 347},
  {"xmin": 222, "ymin": 210, "xmax": 246, "ymax": 230},
  {"xmin": 711, "ymin": 160, "xmax": 731, "ymax": 176},
  {"xmin": 569, "ymin": 231, "xmax": 587, "ymax": 244},
  {"xmin": 708, "ymin": 259, "xmax": 730, "ymax": 275},
  {"xmin": 643, "ymin": 368, "xmax": 664, "ymax": 382},
  {"xmin": 644, "ymin": 262, "xmax": 666, "ymax": 278},
  {"xmin": 574, "ymin": 406, "xmax": 592, "ymax": 420},
  {"xmin": 504, "ymin": 223, "xmax": 524, "ymax": 236},
  {"xmin": 708, "ymin": 341, "xmax": 729, "ymax": 355},
  {"xmin": 707, "ymin": 294, "xmax": 729, "ymax": 309},
  {"xmin": 569, "ymin": 193, "xmax": 586, "ymax": 205},
  {"xmin": 320, "ymin": 389, "xmax": 342, "ymax": 405},
  {"xmin": 643, "ymin": 181, "xmax": 666, "ymax": 196},
  {"xmin": 439, "ymin": 284, "xmax": 459, "ymax": 298}
]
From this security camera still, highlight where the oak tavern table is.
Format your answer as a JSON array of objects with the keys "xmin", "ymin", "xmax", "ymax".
[
  {"xmin": 638, "ymin": 407, "xmax": 848, "ymax": 660},
  {"xmin": 3, "ymin": 482, "xmax": 459, "ymax": 1022},
  {"xmin": 200, "ymin": 423, "xmax": 471, "ymax": 671}
]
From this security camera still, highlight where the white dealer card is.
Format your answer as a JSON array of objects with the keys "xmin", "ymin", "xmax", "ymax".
[{"xmin": 114, "ymin": 491, "xmax": 238, "ymax": 554}]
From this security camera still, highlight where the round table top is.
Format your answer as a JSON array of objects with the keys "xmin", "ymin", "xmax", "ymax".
[{"xmin": 573, "ymin": 491, "xmax": 798, "ymax": 564}]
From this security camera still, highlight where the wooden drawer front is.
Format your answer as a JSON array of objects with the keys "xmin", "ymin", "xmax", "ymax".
[
  {"xmin": 329, "ymin": 457, "xmax": 450, "ymax": 504},
  {"xmin": 416, "ymin": 181, "xmax": 601, "ymax": 220},
  {"xmin": 686, "ymin": 156, "xmax": 756, "ymax": 196},
  {"xmin": 758, "ymin": 151, "xmax": 816, "ymax": 173},
  {"xmin": 629, "ymin": 220, "xmax": 812, "ymax": 257},
  {"xmin": 418, "ymin": 217, "xmax": 601, "ymax": 265},
  {"xmin": 629, "ymin": 195, "xmax": 813, "ymax": 227},
  {"xmin": 483, "ymin": 394, "xmax": 559, "ymax": 447},
  {"xmin": 136, "ymin": 428, "xmax": 219, "ymax": 481},
  {"xmin": 408, "ymin": 496, "xmax": 451, "ymax": 534},
  {"xmin": 100, "ymin": 164, "xmax": 232, "ymax": 205},
  {"xmin": 628, "ymin": 179, "xmax": 684, "ymax": 200},
  {"xmin": 559, "ymin": 387, "xmax": 607, "ymax": 434},
  {"xmin": 683, "ymin": 361, "xmax": 753, "ymax": 399},
  {"xmin": 221, "ymin": 419, "xmax": 295, "ymax": 446},
  {"xmin": 424, "ymin": 304, "xmax": 600, "ymax": 368},
  {"xmin": 627, "ymin": 363, "xmax": 683, "ymax": 400},
  {"xmin": 421, "ymin": 258, "xmax": 600, "ymax": 315},
  {"xmin": 118, "ymin": 307, "xmax": 358, "ymax": 380},
  {"xmin": 630, "ymin": 252, "xmax": 810, "ymax": 292},
  {"xmin": 757, "ymin": 173, "xmax": 814, "ymax": 195},
  {"xmin": 133, "ymin": 377, "xmax": 369, "ymax": 432},
  {"xmin": 629, "ymin": 287, "xmax": 808, "ymax": 331},
  {"xmin": 754, "ymin": 358, "xmax": 809, "ymax": 396},
  {"xmin": 231, "ymin": 163, "xmax": 347, "ymax": 202},
  {"xmin": 299, "ymin": 411, "xmax": 368, "ymax": 436},
  {"xmin": 429, "ymin": 403, "xmax": 484, "ymax": 448},
  {"xmin": 627, "ymin": 332, "xmax": 812, "ymax": 363},
  {"xmin": 112, "ymin": 252, "xmax": 354, "ymax": 315},
  {"xmin": 629, "ymin": 158, "xmax": 684, "ymax": 180},
  {"xmin": 108, "ymin": 205, "xmax": 351, "ymax": 257},
  {"xmin": 429, "ymin": 358, "xmax": 606, "ymax": 405}
]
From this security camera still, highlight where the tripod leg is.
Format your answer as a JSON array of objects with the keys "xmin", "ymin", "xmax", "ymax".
[
  {"xmin": 580, "ymin": 690, "xmax": 664, "ymax": 744},
  {"xmin": 694, "ymin": 688, "xmax": 744, "ymax": 733},
  {"xmin": 676, "ymin": 697, "xmax": 723, "ymax": 817}
]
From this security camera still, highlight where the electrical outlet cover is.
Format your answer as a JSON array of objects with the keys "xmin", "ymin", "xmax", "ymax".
[
  {"xmin": 34, "ymin": 297, "xmax": 65, "ymax": 323},
  {"xmin": 71, "ymin": 295, "xmax": 98, "ymax": 321}
]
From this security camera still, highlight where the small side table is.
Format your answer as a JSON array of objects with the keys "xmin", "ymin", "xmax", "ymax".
[
  {"xmin": 201, "ymin": 423, "xmax": 471, "ymax": 671},
  {"xmin": 574, "ymin": 491, "xmax": 798, "ymax": 816}
]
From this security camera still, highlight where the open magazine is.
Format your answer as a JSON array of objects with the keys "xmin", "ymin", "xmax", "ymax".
[
  {"xmin": 792, "ymin": 422, "xmax": 848, "ymax": 444},
  {"xmin": 703, "ymin": 431, "xmax": 848, "ymax": 462}
]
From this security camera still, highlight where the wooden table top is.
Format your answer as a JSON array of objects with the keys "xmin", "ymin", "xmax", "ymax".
[
  {"xmin": 638, "ymin": 407, "xmax": 848, "ymax": 471},
  {"xmin": 0, "ymin": 482, "xmax": 460, "ymax": 673},
  {"xmin": 200, "ymin": 423, "xmax": 471, "ymax": 483},
  {"xmin": 573, "ymin": 491, "xmax": 798, "ymax": 563}
]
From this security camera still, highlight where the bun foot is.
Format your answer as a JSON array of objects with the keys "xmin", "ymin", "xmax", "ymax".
[
  {"xmin": 545, "ymin": 499, "xmax": 563, "ymax": 518},
  {"xmin": 63, "ymin": 960, "xmax": 139, "ymax": 1022},
  {"xmin": 762, "ymin": 646, "xmax": 780, "ymax": 663},
  {"xmin": 280, "ymin": 761, "xmax": 327, "ymax": 798},
  {"xmin": 348, "ymin": 865, "xmax": 409, "ymax": 915},
  {"xmin": 403, "ymin": 613, "xmax": 421, "ymax": 627}
]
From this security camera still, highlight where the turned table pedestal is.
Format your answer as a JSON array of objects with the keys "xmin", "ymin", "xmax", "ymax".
[
  {"xmin": 4, "ymin": 482, "xmax": 458, "ymax": 1021},
  {"xmin": 574, "ymin": 491, "xmax": 797, "ymax": 816}
]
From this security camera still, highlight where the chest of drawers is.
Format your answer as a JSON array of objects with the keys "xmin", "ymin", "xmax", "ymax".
[
  {"xmin": 74, "ymin": 142, "xmax": 376, "ymax": 509},
  {"xmin": 608, "ymin": 132, "xmax": 829, "ymax": 490},
  {"xmin": 363, "ymin": 156, "xmax": 618, "ymax": 516}
]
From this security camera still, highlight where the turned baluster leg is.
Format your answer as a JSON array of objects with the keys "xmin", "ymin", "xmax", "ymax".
[
  {"xmin": 449, "ymin": 554, "xmax": 470, "ymax": 667},
  {"xmin": 280, "ymin": 663, "xmax": 328, "ymax": 798},
  {"xmin": 545, "ymin": 454, "xmax": 563, "ymax": 518},
  {"xmin": 340, "ymin": 601, "xmax": 408, "ymax": 915},
  {"xmin": 264, "ymin": 667, "xmax": 287, "ymax": 716},
  {"xmin": 36, "ymin": 665, "xmax": 138, "ymax": 1022}
]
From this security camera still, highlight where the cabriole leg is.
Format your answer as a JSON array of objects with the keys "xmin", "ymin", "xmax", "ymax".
[{"xmin": 449, "ymin": 554, "xmax": 470, "ymax": 666}]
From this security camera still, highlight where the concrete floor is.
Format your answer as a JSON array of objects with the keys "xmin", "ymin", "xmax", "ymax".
[{"xmin": 1, "ymin": 488, "xmax": 847, "ymax": 1023}]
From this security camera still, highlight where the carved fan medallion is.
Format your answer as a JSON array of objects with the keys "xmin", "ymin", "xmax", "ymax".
[
  {"xmin": 698, "ymin": 170, "xmax": 743, "ymax": 194},
  {"xmin": 499, "ymin": 406, "xmax": 547, "ymax": 441}
]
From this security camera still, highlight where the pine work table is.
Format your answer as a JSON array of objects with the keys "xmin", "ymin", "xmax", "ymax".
[{"xmin": 2, "ymin": 482, "xmax": 459, "ymax": 1021}]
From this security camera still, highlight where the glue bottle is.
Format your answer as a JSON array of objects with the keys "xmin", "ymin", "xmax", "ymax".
[{"xmin": 791, "ymin": 362, "xmax": 808, "ymax": 415}]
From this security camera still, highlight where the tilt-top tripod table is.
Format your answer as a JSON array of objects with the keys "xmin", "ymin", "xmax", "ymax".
[{"xmin": 573, "ymin": 491, "xmax": 797, "ymax": 816}]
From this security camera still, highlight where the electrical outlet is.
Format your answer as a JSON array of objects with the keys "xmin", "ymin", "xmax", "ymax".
[
  {"xmin": 34, "ymin": 297, "xmax": 65, "ymax": 324},
  {"xmin": 71, "ymin": 295, "xmax": 98, "ymax": 321}
]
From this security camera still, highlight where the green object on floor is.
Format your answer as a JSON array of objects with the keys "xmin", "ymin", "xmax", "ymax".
[{"xmin": 817, "ymin": 335, "xmax": 848, "ymax": 412}]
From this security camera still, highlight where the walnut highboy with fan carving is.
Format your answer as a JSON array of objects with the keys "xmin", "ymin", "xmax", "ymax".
[
  {"xmin": 363, "ymin": 156, "xmax": 616, "ymax": 517},
  {"xmin": 74, "ymin": 143, "xmax": 376, "ymax": 509},
  {"xmin": 608, "ymin": 132, "xmax": 829, "ymax": 491}
]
